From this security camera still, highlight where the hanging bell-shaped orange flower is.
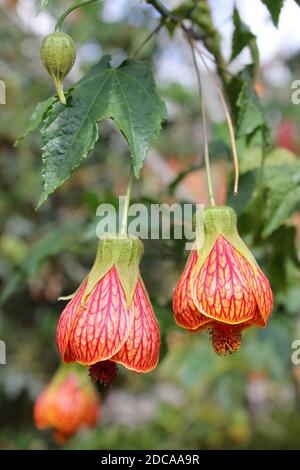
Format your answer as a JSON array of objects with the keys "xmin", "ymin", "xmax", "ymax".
[
  {"xmin": 56, "ymin": 235, "xmax": 160, "ymax": 385},
  {"xmin": 173, "ymin": 206, "xmax": 273, "ymax": 354},
  {"xmin": 34, "ymin": 363, "xmax": 99, "ymax": 443}
]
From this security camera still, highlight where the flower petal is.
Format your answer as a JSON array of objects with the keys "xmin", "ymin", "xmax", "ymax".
[
  {"xmin": 192, "ymin": 236, "xmax": 257, "ymax": 324},
  {"xmin": 112, "ymin": 279, "xmax": 160, "ymax": 372},
  {"xmin": 57, "ymin": 280, "xmax": 88, "ymax": 362},
  {"xmin": 238, "ymin": 256, "xmax": 273, "ymax": 325},
  {"xmin": 188, "ymin": 322, "xmax": 213, "ymax": 334},
  {"xmin": 65, "ymin": 267, "xmax": 133, "ymax": 365},
  {"xmin": 173, "ymin": 250, "xmax": 210, "ymax": 330},
  {"xmin": 243, "ymin": 306, "xmax": 265, "ymax": 328},
  {"xmin": 34, "ymin": 389, "xmax": 50, "ymax": 429}
]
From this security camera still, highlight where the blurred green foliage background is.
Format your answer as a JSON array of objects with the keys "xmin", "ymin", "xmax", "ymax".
[{"xmin": 1, "ymin": 0, "xmax": 300, "ymax": 450}]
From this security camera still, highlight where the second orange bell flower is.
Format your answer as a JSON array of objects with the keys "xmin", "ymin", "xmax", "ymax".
[{"xmin": 173, "ymin": 206, "xmax": 273, "ymax": 354}]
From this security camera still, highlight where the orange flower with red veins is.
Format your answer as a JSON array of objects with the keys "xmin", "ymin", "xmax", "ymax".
[
  {"xmin": 56, "ymin": 236, "xmax": 160, "ymax": 385},
  {"xmin": 34, "ymin": 363, "xmax": 99, "ymax": 443},
  {"xmin": 173, "ymin": 206, "xmax": 273, "ymax": 354}
]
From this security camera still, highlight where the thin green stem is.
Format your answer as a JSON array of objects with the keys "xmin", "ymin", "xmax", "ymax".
[
  {"xmin": 55, "ymin": 0, "xmax": 100, "ymax": 32},
  {"xmin": 146, "ymin": 0, "xmax": 232, "ymax": 82},
  {"xmin": 52, "ymin": 75, "xmax": 66, "ymax": 104},
  {"xmin": 131, "ymin": 21, "xmax": 163, "ymax": 59},
  {"xmin": 190, "ymin": 43, "xmax": 215, "ymax": 207},
  {"xmin": 191, "ymin": 40, "xmax": 239, "ymax": 196},
  {"xmin": 120, "ymin": 171, "xmax": 133, "ymax": 235},
  {"xmin": 146, "ymin": 0, "xmax": 175, "ymax": 20}
]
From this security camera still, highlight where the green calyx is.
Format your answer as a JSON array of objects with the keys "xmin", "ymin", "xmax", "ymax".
[
  {"xmin": 195, "ymin": 205, "xmax": 258, "ymax": 272},
  {"xmin": 83, "ymin": 234, "xmax": 144, "ymax": 306},
  {"xmin": 40, "ymin": 32, "xmax": 76, "ymax": 105},
  {"xmin": 204, "ymin": 205, "xmax": 238, "ymax": 237}
]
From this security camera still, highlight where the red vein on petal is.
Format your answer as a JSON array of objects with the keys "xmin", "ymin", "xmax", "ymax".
[
  {"xmin": 67, "ymin": 267, "xmax": 133, "ymax": 365},
  {"xmin": 192, "ymin": 236, "xmax": 257, "ymax": 324}
]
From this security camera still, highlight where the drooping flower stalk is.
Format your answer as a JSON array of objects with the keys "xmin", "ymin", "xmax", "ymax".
[
  {"xmin": 55, "ymin": 0, "xmax": 101, "ymax": 32},
  {"xmin": 190, "ymin": 43, "xmax": 215, "ymax": 207},
  {"xmin": 190, "ymin": 39, "xmax": 239, "ymax": 197},
  {"xmin": 120, "ymin": 171, "xmax": 133, "ymax": 235}
]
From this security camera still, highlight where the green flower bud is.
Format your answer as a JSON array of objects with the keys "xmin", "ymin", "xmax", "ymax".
[{"xmin": 40, "ymin": 32, "xmax": 76, "ymax": 105}]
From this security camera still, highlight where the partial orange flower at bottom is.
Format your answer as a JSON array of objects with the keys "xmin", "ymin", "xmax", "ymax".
[
  {"xmin": 34, "ymin": 363, "xmax": 99, "ymax": 443},
  {"xmin": 173, "ymin": 206, "xmax": 273, "ymax": 354},
  {"xmin": 56, "ymin": 235, "xmax": 160, "ymax": 385}
]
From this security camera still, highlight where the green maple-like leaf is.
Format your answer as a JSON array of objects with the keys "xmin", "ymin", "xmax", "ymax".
[
  {"xmin": 37, "ymin": 55, "xmax": 167, "ymax": 207},
  {"xmin": 262, "ymin": 160, "xmax": 300, "ymax": 236},
  {"xmin": 231, "ymin": 7, "xmax": 259, "ymax": 69},
  {"xmin": 0, "ymin": 227, "xmax": 75, "ymax": 304},
  {"xmin": 236, "ymin": 68, "xmax": 265, "ymax": 136},
  {"xmin": 263, "ymin": 186, "xmax": 300, "ymax": 236},
  {"xmin": 228, "ymin": 66, "xmax": 270, "ymax": 153},
  {"xmin": 260, "ymin": 0, "xmax": 284, "ymax": 26},
  {"xmin": 15, "ymin": 96, "xmax": 56, "ymax": 146}
]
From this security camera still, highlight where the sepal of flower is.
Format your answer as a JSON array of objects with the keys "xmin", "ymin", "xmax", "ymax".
[
  {"xmin": 33, "ymin": 363, "xmax": 99, "ymax": 443},
  {"xmin": 56, "ymin": 235, "xmax": 160, "ymax": 385},
  {"xmin": 173, "ymin": 206, "xmax": 273, "ymax": 354}
]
